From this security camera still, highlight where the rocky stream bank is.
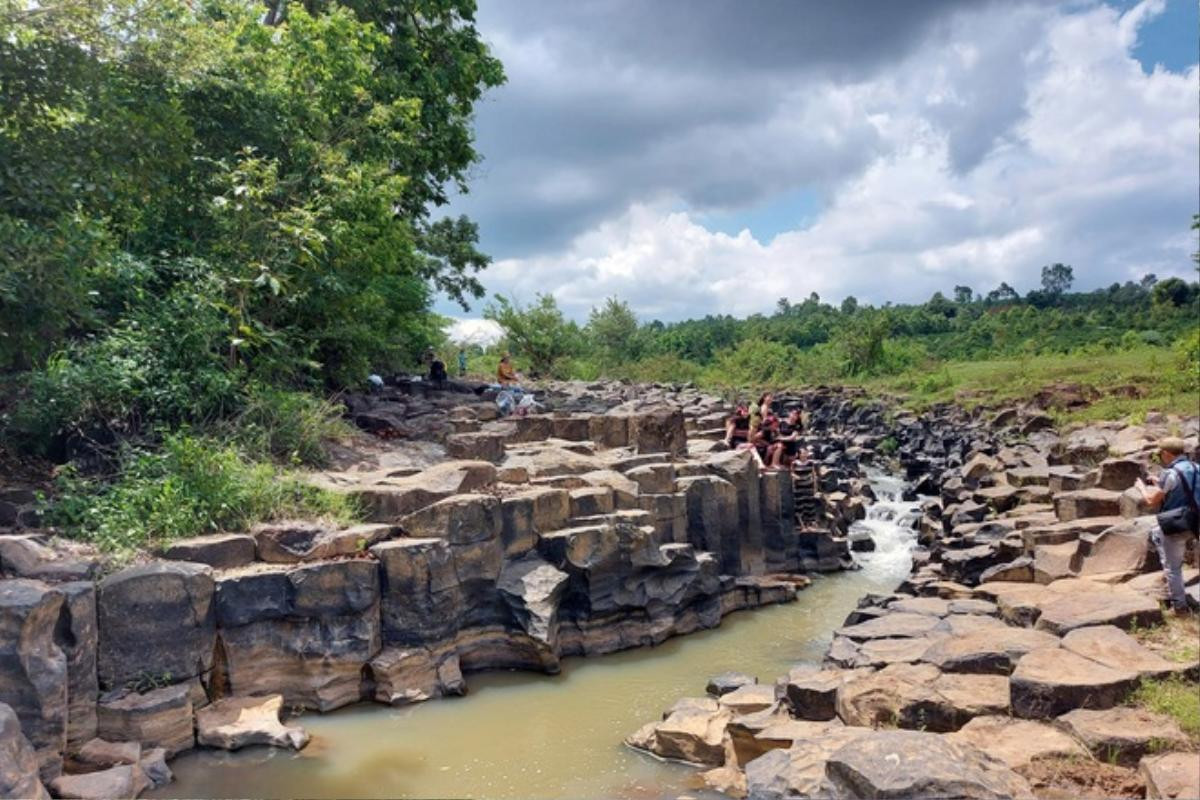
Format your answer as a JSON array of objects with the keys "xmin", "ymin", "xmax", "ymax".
[
  {"xmin": 626, "ymin": 390, "xmax": 1200, "ymax": 800},
  {"xmin": 1, "ymin": 380, "xmax": 885, "ymax": 799}
]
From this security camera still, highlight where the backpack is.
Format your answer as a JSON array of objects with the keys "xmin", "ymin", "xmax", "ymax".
[{"xmin": 1157, "ymin": 460, "xmax": 1200, "ymax": 537}]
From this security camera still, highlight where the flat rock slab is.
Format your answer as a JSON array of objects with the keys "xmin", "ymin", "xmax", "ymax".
[
  {"xmin": 783, "ymin": 667, "xmax": 874, "ymax": 721},
  {"xmin": 1140, "ymin": 752, "xmax": 1200, "ymax": 800},
  {"xmin": 949, "ymin": 715, "xmax": 1087, "ymax": 769},
  {"xmin": 1033, "ymin": 589, "xmax": 1162, "ymax": 635},
  {"xmin": 625, "ymin": 699, "xmax": 731, "ymax": 766},
  {"xmin": 49, "ymin": 765, "xmax": 140, "ymax": 800},
  {"xmin": 1010, "ymin": 648, "xmax": 1137, "ymax": 719},
  {"xmin": 744, "ymin": 727, "xmax": 873, "ymax": 800},
  {"xmin": 1062, "ymin": 625, "xmax": 1187, "ymax": 680},
  {"xmin": 1056, "ymin": 707, "xmax": 1188, "ymax": 766},
  {"xmin": 718, "ymin": 684, "xmax": 778, "ymax": 715},
  {"xmin": 836, "ymin": 612, "xmax": 942, "ymax": 641},
  {"xmin": 821, "ymin": 730, "xmax": 1035, "ymax": 800},
  {"xmin": 921, "ymin": 627, "xmax": 1061, "ymax": 675},
  {"xmin": 160, "ymin": 533, "xmax": 256, "ymax": 569},
  {"xmin": 196, "ymin": 694, "xmax": 309, "ymax": 751},
  {"xmin": 836, "ymin": 663, "xmax": 1009, "ymax": 732},
  {"xmin": 706, "ymin": 671, "xmax": 756, "ymax": 697}
]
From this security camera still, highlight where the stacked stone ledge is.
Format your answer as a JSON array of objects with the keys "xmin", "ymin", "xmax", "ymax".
[{"xmin": 1, "ymin": 383, "xmax": 873, "ymax": 798}]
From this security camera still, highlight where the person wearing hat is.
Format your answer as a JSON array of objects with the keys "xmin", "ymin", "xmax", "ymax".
[{"xmin": 1137, "ymin": 436, "xmax": 1199, "ymax": 616}]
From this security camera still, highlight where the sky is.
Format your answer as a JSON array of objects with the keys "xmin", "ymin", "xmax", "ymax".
[{"xmin": 439, "ymin": 0, "xmax": 1199, "ymax": 340}]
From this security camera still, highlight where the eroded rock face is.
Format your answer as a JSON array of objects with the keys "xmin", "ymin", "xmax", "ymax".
[
  {"xmin": 161, "ymin": 533, "xmax": 256, "ymax": 569},
  {"xmin": 368, "ymin": 645, "xmax": 464, "ymax": 705},
  {"xmin": 59, "ymin": 582, "xmax": 99, "ymax": 754},
  {"xmin": 821, "ymin": 730, "xmax": 1034, "ymax": 800},
  {"xmin": 1140, "ymin": 752, "xmax": 1200, "ymax": 800},
  {"xmin": 96, "ymin": 682, "xmax": 194, "ymax": 757},
  {"xmin": 0, "ymin": 701, "xmax": 49, "ymax": 800},
  {"xmin": 1010, "ymin": 647, "xmax": 1137, "ymax": 719},
  {"xmin": 96, "ymin": 562, "xmax": 215, "ymax": 692},
  {"xmin": 834, "ymin": 663, "xmax": 1008, "ymax": 732},
  {"xmin": 196, "ymin": 694, "xmax": 309, "ymax": 751},
  {"xmin": 0, "ymin": 579, "xmax": 67, "ymax": 781},
  {"xmin": 49, "ymin": 765, "xmax": 141, "ymax": 800},
  {"xmin": 948, "ymin": 715, "xmax": 1086, "ymax": 768},
  {"xmin": 624, "ymin": 697, "xmax": 731, "ymax": 766},
  {"xmin": 1056, "ymin": 707, "xmax": 1188, "ymax": 765}
]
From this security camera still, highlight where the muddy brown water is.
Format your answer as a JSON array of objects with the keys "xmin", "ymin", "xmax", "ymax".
[{"xmin": 151, "ymin": 475, "xmax": 918, "ymax": 800}]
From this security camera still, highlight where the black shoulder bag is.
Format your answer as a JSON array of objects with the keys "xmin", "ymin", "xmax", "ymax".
[{"xmin": 1157, "ymin": 463, "xmax": 1200, "ymax": 537}]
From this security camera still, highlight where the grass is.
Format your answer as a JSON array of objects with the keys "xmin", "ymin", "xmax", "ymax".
[
  {"xmin": 864, "ymin": 346, "xmax": 1198, "ymax": 425},
  {"xmin": 1130, "ymin": 676, "xmax": 1200, "ymax": 742}
]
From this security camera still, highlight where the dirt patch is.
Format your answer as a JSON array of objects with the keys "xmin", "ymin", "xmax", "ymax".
[
  {"xmin": 1018, "ymin": 756, "xmax": 1145, "ymax": 800},
  {"xmin": 1133, "ymin": 613, "xmax": 1200, "ymax": 665}
]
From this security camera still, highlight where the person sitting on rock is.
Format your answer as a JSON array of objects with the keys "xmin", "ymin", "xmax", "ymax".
[
  {"xmin": 724, "ymin": 403, "xmax": 751, "ymax": 447},
  {"xmin": 1137, "ymin": 436, "xmax": 1199, "ymax": 617},
  {"xmin": 752, "ymin": 414, "xmax": 785, "ymax": 471},
  {"xmin": 497, "ymin": 354, "xmax": 520, "ymax": 386},
  {"xmin": 748, "ymin": 391, "xmax": 773, "ymax": 439},
  {"xmin": 776, "ymin": 407, "xmax": 806, "ymax": 470}
]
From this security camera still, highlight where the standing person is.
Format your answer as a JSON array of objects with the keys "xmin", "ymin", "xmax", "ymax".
[
  {"xmin": 457, "ymin": 348, "xmax": 468, "ymax": 378},
  {"xmin": 1137, "ymin": 437, "xmax": 1199, "ymax": 617}
]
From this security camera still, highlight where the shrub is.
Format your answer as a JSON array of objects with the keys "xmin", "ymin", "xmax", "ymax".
[
  {"xmin": 225, "ymin": 384, "xmax": 350, "ymax": 467},
  {"xmin": 47, "ymin": 432, "xmax": 357, "ymax": 554},
  {"xmin": 1131, "ymin": 676, "xmax": 1200, "ymax": 739}
]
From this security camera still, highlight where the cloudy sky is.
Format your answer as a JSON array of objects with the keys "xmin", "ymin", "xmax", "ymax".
[{"xmin": 439, "ymin": 0, "xmax": 1198, "ymax": 335}]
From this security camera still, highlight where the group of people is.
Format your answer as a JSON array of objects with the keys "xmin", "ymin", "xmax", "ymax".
[{"xmin": 724, "ymin": 392, "xmax": 808, "ymax": 472}]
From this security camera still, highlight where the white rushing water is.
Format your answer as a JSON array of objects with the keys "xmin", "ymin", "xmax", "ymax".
[{"xmin": 153, "ymin": 470, "xmax": 924, "ymax": 800}]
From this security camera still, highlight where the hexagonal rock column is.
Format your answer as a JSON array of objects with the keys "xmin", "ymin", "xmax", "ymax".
[{"xmin": 0, "ymin": 702, "xmax": 49, "ymax": 800}]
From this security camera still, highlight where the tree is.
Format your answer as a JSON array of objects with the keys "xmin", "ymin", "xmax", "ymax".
[
  {"xmin": 485, "ymin": 294, "xmax": 580, "ymax": 376},
  {"xmin": 953, "ymin": 285, "xmax": 974, "ymax": 305},
  {"xmin": 925, "ymin": 291, "xmax": 956, "ymax": 318},
  {"xmin": 1151, "ymin": 278, "xmax": 1196, "ymax": 308},
  {"xmin": 985, "ymin": 282, "xmax": 1020, "ymax": 304},
  {"xmin": 837, "ymin": 312, "xmax": 891, "ymax": 376},
  {"xmin": 587, "ymin": 297, "xmax": 641, "ymax": 365},
  {"xmin": 840, "ymin": 296, "xmax": 859, "ymax": 315},
  {"xmin": 1041, "ymin": 263, "xmax": 1074, "ymax": 295}
]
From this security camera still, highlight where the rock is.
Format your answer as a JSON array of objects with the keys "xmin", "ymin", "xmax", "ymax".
[
  {"xmin": 59, "ymin": 583, "xmax": 99, "ymax": 753},
  {"xmin": 1061, "ymin": 625, "xmax": 1186, "ymax": 679},
  {"xmin": 835, "ymin": 663, "xmax": 1008, "ymax": 732},
  {"xmin": 372, "ymin": 538, "xmax": 461, "ymax": 646},
  {"xmin": 96, "ymin": 562, "xmax": 215, "ymax": 691},
  {"xmin": 337, "ymin": 460, "xmax": 496, "ymax": 520},
  {"xmin": 196, "ymin": 694, "xmax": 309, "ymax": 751},
  {"xmin": 625, "ymin": 463, "xmax": 677, "ymax": 494},
  {"xmin": 1091, "ymin": 458, "xmax": 1143, "ymax": 491},
  {"xmin": 0, "ymin": 702, "xmax": 49, "ymax": 800},
  {"xmin": 497, "ymin": 553, "xmax": 569, "ymax": 656},
  {"xmin": 1033, "ymin": 587, "xmax": 1162, "ymax": 635},
  {"xmin": 629, "ymin": 406, "xmax": 687, "ymax": 457},
  {"xmin": 718, "ymin": 684, "xmax": 778, "ymax": 715},
  {"xmin": 138, "ymin": 746, "xmax": 171, "ymax": 790},
  {"xmin": 1070, "ymin": 517, "xmax": 1155, "ymax": 578},
  {"xmin": 1140, "ymin": 752, "xmax": 1200, "ymax": 800},
  {"xmin": 160, "ymin": 533, "xmax": 256, "ymax": 568},
  {"xmin": 624, "ymin": 698, "xmax": 731, "ymax": 766},
  {"xmin": 1032, "ymin": 541, "xmax": 1076, "ymax": 584},
  {"xmin": 445, "ymin": 432, "xmax": 505, "ymax": 463},
  {"xmin": 1056, "ymin": 707, "xmax": 1188, "ymax": 765},
  {"xmin": 0, "ymin": 579, "xmax": 67, "ymax": 781},
  {"xmin": 850, "ymin": 637, "xmax": 938, "ymax": 668},
  {"xmin": 835, "ymin": 612, "xmax": 942, "ymax": 641},
  {"xmin": 921, "ymin": 627, "xmax": 1060, "ymax": 675},
  {"xmin": 783, "ymin": 667, "xmax": 872, "ymax": 721},
  {"xmin": 569, "ymin": 486, "xmax": 614, "ymax": 517},
  {"xmin": 400, "ymin": 493, "xmax": 500, "ymax": 543},
  {"xmin": 821, "ymin": 730, "xmax": 1034, "ymax": 800},
  {"xmin": 368, "ymin": 645, "xmax": 464, "ymax": 705},
  {"xmin": 949, "ymin": 715, "xmax": 1087, "ymax": 769},
  {"xmin": 1054, "ymin": 488, "xmax": 1123, "ymax": 522},
  {"xmin": 706, "ymin": 672, "xmax": 757, "ymax": 697},
  {"xmin": 962, "ymin": 453, "xmax": 1001, "ymax": 481},
  {"xmin": 0, "ymin": 535, "xmax": 95, "ymax": 582},
  {"xmin": 743, "ymin": 726, "xmax": 873, "ymax": 800},
  {"xmin": 978, "ymin": 557, "xmax": 1035, "ymax": 583},
  {"xmin": 252, "ymin": 521, "xmax": 394, "ymax": 563},
  {"xmin": 1010, "ymin": 647, "xmax": 1137, "ymax": 718},
  {"xmin": 70, "ymin": 738, "xmax": 140, "ymax": 770},
  {"xmin": 96, "ymin": 682, "xmax": 195, "ymax": 757},
  {"xmin": 49, "ymin": 765, "xmax": 140, "ymax": 800}
]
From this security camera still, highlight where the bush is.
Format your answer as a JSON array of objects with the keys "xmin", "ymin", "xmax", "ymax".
[
  {"xmin": 225, "ymin": 384, "xmax": 350, "ymax": 467},
  {"xmin": 47, "ymin": 432, "xmax": 357, "ymax": 555}
]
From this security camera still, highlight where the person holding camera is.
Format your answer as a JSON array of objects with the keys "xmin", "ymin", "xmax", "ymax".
[{"xmin": 1137, "ymin": 437, "xmax": 1200, "ymax": 617}]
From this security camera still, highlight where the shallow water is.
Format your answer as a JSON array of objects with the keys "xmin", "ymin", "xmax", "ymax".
[{"xmin": 152, "ymin": 474, "xmax": 918, "ymax": 800}]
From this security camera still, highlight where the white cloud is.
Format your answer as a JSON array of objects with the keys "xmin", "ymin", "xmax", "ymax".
[
  {"xmin": 462, "ymin": 1, "xmax": 1197, "ymax": 322},
  {"xmin": 444, "ymin": 318, "xmax": 504, "ymax": 346}
]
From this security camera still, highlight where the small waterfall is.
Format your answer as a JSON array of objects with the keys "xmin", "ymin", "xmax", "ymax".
[{"xmin": 849, "ymin": 470, "xmax": 921, "ymax": 581}]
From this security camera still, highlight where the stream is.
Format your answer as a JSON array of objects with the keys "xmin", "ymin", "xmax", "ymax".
[{"xmin": 150, "ymin": 473, "xmax": 919, "ymax": 800}]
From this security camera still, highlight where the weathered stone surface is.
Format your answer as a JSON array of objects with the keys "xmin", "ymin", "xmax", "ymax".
[
  {"xmin": 372, "ymin": 538, "xmax": 460, "ymax": 646},
  {"xmin": 368, "ymin": 645, "xmax": 464, "ymax": 705},
  {"xmin": 1033, "ymin": 541, "xmax": 1076, "ymax": 584},
  {"xmin": 196, "ymin": 694, "xmax": 309, "ymax": 751},
  {"xmin": 1091, "ymin": 458, "xmax": 1143, "ymax": 491},
  {"xmin": 497, "ymin": 553, "xmax": 569, "ymax": 654},
  {"xmin": 161, "ymin": 533, "xmax": 256, "ymax": 569},
  {"xmin": 851, "ymin": 637, "xmax": 937, "ymax": 668},
  {"xmin": 336, "ymin": 460, "xmax": 496, "ymax": 521},
  {"xmin": 783, "ymin": 666, "xmax": 872, "ymax": 721},
  {"xmin": 578, "ymin": 470, "xmax": 640, "ymax": 509},
  {"xmin": 921, "ymin": 627, "xmax": 1060, "ymax": 674},
  {"xmin": 1054, "ymin": 488, "xmax": 1123, "ymax": 522},
  {"xmin": 445, "ymin": 431, "xmax": 505, "ymax": 463},
  {"xmin": 629, "ymin": 406, "xmax": 687, "ymax": 457},
  {"xmin": 400, "ymin": 493, "xmax": 501, "ymax": 544},
  {"xmin": 743, "ymin": 726, "xmax": 873, "ymax": 800},
  {"xmin": 962, "ymin": 453, "xmax": 1001, "ymax": 480},
  {"xmin": 821, "ymin": 730, "xmax": 1034, "ymax": 800},
  {"xmin": 96, "ymin": 682, "xmax": 194, "ymax": 757},
  {"xmin": 96, "ymin": 562, "xmax": 215, "ymax": 691},
  {"xmin": 1070, "ymin": 517, "xmax": 1155, "ymax": 578},
  {"xmin": 1033, "ymin": 587, "xmax": 1162, "ymax": 635},
  {"xmin": 217, "ymin": 561, "xmax": 381, "ymax": 711},
  {"xmin": 49, "ymin": 765, "xmax": 139, "ymax": 800},
  {"xmin": 252, "ymin": 522, "xmax": 394, "ymax": 563},
  {"xmin": 706, "ymin": 671, "xmax": 756, "ymax": 697},
  {"xmin": 1061, "ymin": 625, "xmax": 1185, "ymax": 679},
  {"xmin": 1140, "ymin": 752, "xmax": 1200, "ymax": 800},
  {"xmin": 0, "ymin": 579, "xmax": 67, "ymax": 780},
  {"xmin": 569, "ymin": 486, "xmax": 614, "ymax": 518},
  {"xmin": 625, "ymin": 463, "xmax": 677, "ymax": 494},
  {"xmin": 70, "ymin": 737, "xmax": 140, "ymax": 770},
  {"xmin": 949, "ymin": 715, "xmax": 1087, "ymax": 769},
  {"xmin": 0, "ymin": 535, "xmax": 95, "ymax": 582},
  {"xmin": 836, "ymin": 612, "xmax": 942, "ymax": 641},
  {"xmin": 978, "ymin": 556, "xmax": 1035, "ymax": 583},
  {"xmin": 624, "ymin": 697, "xmax": 731, "ymax": 766},
  {"xmin": 138, "ymin": 746, "xmax": 171, "ymax": 790},
  {"xmin": 718, "ymin": 684, "xmax": 777, "ymax": 716},
  {"xmin": 835, "ymin": 663, "xmax": 1008, "ymax": 732},
  {"xmin": 1010, "ymin": 647, "xmax": 1137, "ymax": 718},
  {"xmin": 0, "ymin": 702, "xmax": 49, "ymax": 800},
  {"xmin": 1056, "ymin": 707, "xmax": 1188, "ymax": 765}
]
